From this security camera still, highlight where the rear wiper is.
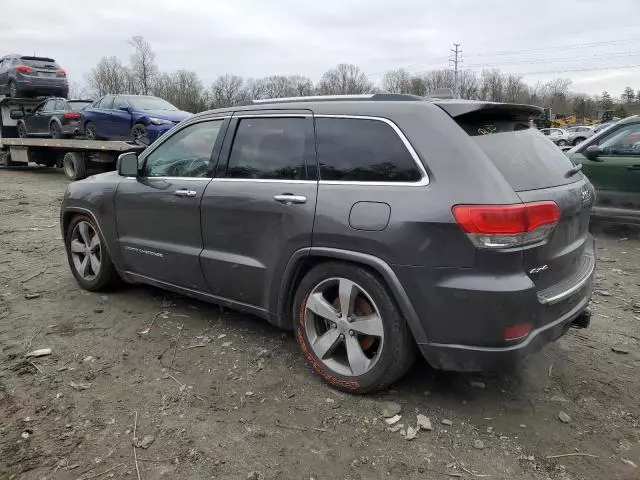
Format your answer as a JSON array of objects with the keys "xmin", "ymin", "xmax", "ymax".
[{"xmin": 565, "ymin": 163, "xmax": 583, "ymax": 178}]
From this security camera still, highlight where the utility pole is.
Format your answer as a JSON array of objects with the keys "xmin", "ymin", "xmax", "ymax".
[{"xmin": 449, "ymin": 43, "xmax": 462, "ymax": 97}]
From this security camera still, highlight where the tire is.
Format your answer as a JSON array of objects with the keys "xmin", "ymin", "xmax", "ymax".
[
  {"xmin": 293, "ymin": 262, "xmax": 416, "ymax": 394},
  {"xmin": 85, "ymin": 122, "xmax": 97, "ymax": 140},
  {"xmin": 8, "ymin": 80, "xmax": 18, "ymax": 98},
  {"xmin": 557, "ymin": 139, "xmax": 567, "ymax": 146},
  {"xmin": 131, "ymin": 123, "xmax": 149, "ymax": 145},
  {"xmin": 65, "ymin": 215, "xmax": 120, "ymax": 291},
  {"xmin": 573, "ymin": 137, "xmax": 585, "ymax": 146},
  {"xmin": 62, "ymin": 152, "xmax": 87, "ymax": 181},
  {"xmin": 17, "ymin": 122, "xmax": 27, "ymax": 138},
  {"xmin": 50, "ymin": 122, "xmax": 63, "ymax": 139}
]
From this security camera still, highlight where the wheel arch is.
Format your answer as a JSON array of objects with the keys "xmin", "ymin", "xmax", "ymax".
[
  {"xmin": 273, "ymin": 247, "xmax": 428, "ymax": 344},
  {"xmin": 61, "ymin": 207, "xmax": 117, "ymax": 267}
]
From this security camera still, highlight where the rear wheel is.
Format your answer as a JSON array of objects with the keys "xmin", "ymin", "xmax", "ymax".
[
  {"xmin": 17, "ymin": 122, "xmax": 27, "ymax": 138},
  {"xmin": 65, "ymin": 215, "xmax": 120, "ymax": 291},
  {"xmin": 293, "ymin": 262, "xmax": 416, "ymax": 394},
  {"xmin": 85, "ymin": 122, "xmax": 97, "ymax": 140},
  {"xmin": 62, "ymin": 152, "xmax": 87, "ymax": 181},
  {"xmin": 573, "ymin": 137, "xmax": 585, "ymax": 146},
  {"xmin": 50, "ymin": 122, "xmax": 62, "ymax": 139},
  {"xmin": 8, "ymin": 81, "xmax": 18, "ymax": 98},
  {"xmin": 557, "ymin": 139, "xmax": 567, "ymax": 146}
]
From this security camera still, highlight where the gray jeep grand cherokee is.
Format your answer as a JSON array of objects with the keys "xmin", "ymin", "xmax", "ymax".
[{"xmin": 60, "ymin": 94, "xmax": 595, "ymax": 393}]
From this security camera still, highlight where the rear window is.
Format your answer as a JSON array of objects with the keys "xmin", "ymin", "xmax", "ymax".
[
  {"xmin": 67, "ymin": 101, "xmax": 91, "ymax": 112},
  {"xmin": 454, "ymin": 110, "xmax": 579, "ymax": 192},
  {"xmin": 19, "ymin": 56, "xmax": 59, "ymax": 69}
]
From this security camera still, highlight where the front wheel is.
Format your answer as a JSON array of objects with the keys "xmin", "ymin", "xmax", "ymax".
[
  {"xmin": 293, "ymin": 262, "xmax": 416, "ymax": 394},
  {"xmin": 65, "ymin": 215, "xmax": 120, "ymax": 291},
  {"xmin": 557, "ymin": 139, "xmax": 567, "ymax": 146},
  {"xmin": 131, "ymin": 123, "xmax": 149, "ymax": 145}
]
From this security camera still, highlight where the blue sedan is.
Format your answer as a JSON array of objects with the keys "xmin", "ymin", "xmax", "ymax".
[{"xmin": 80, "ymin": 95, "xmax": 192, "ymax": 144}]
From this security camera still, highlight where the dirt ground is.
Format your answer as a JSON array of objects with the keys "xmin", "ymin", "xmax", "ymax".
[{"xmin": 0, "ymin": 167, "xmax": 639, "ymax": 480}]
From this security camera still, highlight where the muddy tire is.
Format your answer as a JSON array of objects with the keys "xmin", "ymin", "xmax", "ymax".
[
  {"xmin": 293, "ymin": 262, "xmax": 416, "ymax": 394},
  {"xmin": 63, "ymin": 152, "xmax": 86, "ymax": 181},
  {"xmin": 65, "ymin": 215, "xmax": 120, "ymax": 291}
]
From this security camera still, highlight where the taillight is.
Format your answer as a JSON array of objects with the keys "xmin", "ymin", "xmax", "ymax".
[
  {"xmin": 64, "ymin": 112, "xmax": 81, "ymax": 120},
  {"xmin": 15, "ymin": 65, "xmax": 33, "ymax": 74},
  {"xmin": 57, "ymin": 69, "xmax": 67, "ymax": 78},
  {"xmin": 452, "ymin": 201, "xmax": 560, "ymax": 249},
  {"xmin": 503, "ymin": 323, "xmax": 533, "ymax": 341}
]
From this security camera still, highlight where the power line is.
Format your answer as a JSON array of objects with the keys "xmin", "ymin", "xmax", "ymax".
[
  {"xmin": 464, "ymin": 51, "xmax": 640, "ymax": 68},
  {"xmin": 464, "ymin": 37, "xmax": 640, "ymax": 58},
  {"xmin": 517, "ymin": 63, "xmax": 640, "ymax": 76}
]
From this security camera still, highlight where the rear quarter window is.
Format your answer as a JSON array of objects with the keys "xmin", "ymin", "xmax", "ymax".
[
  {"xmin": 454, "ymin": 112, "xmax": 579, "ymax": 192},
  {"xmin": 315, "ymin": 117, "xmax": 422, "ymax": 183}
]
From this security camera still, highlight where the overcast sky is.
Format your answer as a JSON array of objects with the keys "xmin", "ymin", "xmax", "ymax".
[{"xmin": 1, "ymin": 0, "xmax": 639, "ymax": 96}]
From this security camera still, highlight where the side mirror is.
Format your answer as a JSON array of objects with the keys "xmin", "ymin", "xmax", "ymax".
[
  {"xmin": 10, "ymin": 109, "xmax": 24, "ymax": 119},
  {"xmin": 583, "ymin": 144, "xmax": 603, "ymax": 162},
  {"xmin": 117, "ymin": 152, "xmax": 139, "ymax": 177}
]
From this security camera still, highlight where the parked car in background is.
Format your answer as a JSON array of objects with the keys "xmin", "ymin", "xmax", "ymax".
[
  {"xmin": 567, "ymin": 115, "xmax": 640, "ymax": 224},
  {"xmin": 0, "ymin": 55, "xmax": 69, "ymax": 98},
  {"xmin": 61, "ymin": 94, "xmax": 594, "ymax": 393},
  {"xmin": 593, "ymin": 121, "xmax": 616, "ymax": 134},
  {"xmin": 540, "ymin": 127, "xmax": 571, "ymax": 146},
  {"xmin": 80, "ymin": 95, "xmax": 192, "ymax": 144},
  {"xmin": 566, "ymin": 125, "xmax": 596, "ymax": 146},
  {"xmin": 16, "ymin": 98, "xmax": 92, "ymax": 138}
]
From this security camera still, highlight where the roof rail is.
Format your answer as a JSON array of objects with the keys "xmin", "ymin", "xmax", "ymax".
[{"xmin": 252, "ymin": 93, "xmax": 424, "ymax": 104}]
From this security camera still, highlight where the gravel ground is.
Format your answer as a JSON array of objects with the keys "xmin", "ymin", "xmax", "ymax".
[{"xmin": 0, "ymin": 167, "xmax": 639, "ymax": 480}]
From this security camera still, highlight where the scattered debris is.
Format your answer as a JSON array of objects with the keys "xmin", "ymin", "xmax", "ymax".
[
  {"xmin": 69, "ymin": 382, "xmax": 92, "ymax": 391},
  {"xmin": 21, "ymin": 431, "xmax": 30, "ymax": 439},
  {"xmin": 611, "ymin": 346, "xmax": 630, "ymax": 354},
  {"xmin": 246, "ymin": 472, "xmax": 265, "ymax": 480},
  {"xmin": 387, "ymin": 424, "xmax": 404, "ymax": 433},
  {"xmin": 417, "ymin": 414, "xmax": 433, "ymax": 431},
  {"xmin": 558, "ymin": 411, "xmax": 571, "ymax": 424},
  {"xmin": 385, "ymin": 415, "xmax": 402, "ymax": 425},
  {"xmin": 325, "ymin": 397, "xmax": 335, "ymax": 403},
  {"xmin": 133, "ymin": 412, "xmax": 142, "ymax": 480},
  {"xmin": 222, "ymin": 341, "xmax": 233, "ymax": 347},
  {"xmin": 473, "ymin": 439, "xmax": 485, "ymax": 450},
  {"xmin": 245, "ymin": 391, "xmax": 254, "ymax": 397},
  {"xmin": 470, "ymin": 381, "xmax": 486, "ymax": 389},
  {"xmin": 545, "ymin": 453, "xmax": 598, "ymax": 460},
  {"xmin": 441, "ymin": 419, "xmax": 453, "ymax": 426},
  {"xmin": 21, "ymin": 267, "xmax": 48, "ymax": 284},
  {"xmin": 379, "ymin": 401, "xmax": 402, "ymax": 418},
  {"xmin": 25, "ymin": 348, "xmax": 51, "ymax": 358},
  {"xmin": 274, "ymin": 419, "xmax": 329, "ymax": 433},
  {"xmin": 138, "ymin": 311, "xmax": 166, "ymax": 335},
  {"xmin": 405, "ymin": 426, "xmax": 418, "ymax": 441},
  {"xmin": 622, "ymin": 458, "xmax": 638, "ymax": 468},
  {"xmin": 83, "ymin": 356, "xmax": 94, "ymax": 363},
  {"xmin": 170, "ymin": 324, "xmax": 184, "ymax": 366},
  {"xmin": 24, "ymin": 293, "xmax": 41, "ymax": 300},
  {"xmin": 133, "ymin": 435, "xmax": 155, "ymax": 449},
  {"xmin": 218, "ymin": 334, "xmax": 227, "ymax": 339},
  {"xmin": 94, "ymin": 308, "xmax": 104, "ymax": 314},
  {"xmin": 597, "ymin": 290, "xmax": 612, "ymax": 297}
]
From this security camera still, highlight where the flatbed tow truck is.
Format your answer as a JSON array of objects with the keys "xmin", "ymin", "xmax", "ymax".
[{"xmin": 0, "ymin": 95, "xmax": 145, "ymax": 180}]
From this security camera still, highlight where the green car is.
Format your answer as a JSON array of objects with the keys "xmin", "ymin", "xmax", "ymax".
[{"xmin": 566, "ymin": 115, "xmax": 640, "ymax": 224}]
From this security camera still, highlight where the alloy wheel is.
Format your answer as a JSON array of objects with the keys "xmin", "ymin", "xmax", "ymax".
[
  {"xmin": 50, "ymin": 123, "xmax": 62, "ymax": 139},
  {"xmin": 85, "ymin": 124, "xmax": 96, "ymax": 140},
  {"xmin": 70, "ymin": 221, "xmax": 102, "ymax": 281},
  {"xmin": 303, "ymin": 277, "xmax": 385, "ymax": 377}
]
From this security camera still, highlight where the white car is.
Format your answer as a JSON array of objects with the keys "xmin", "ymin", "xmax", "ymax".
[
  {"xmin": 565, "ymin": 125, "xmax": 596, "ymax": 146},
  {"xmin": 540, "ymin": 128, "xmax": 571, "ymax": 146}
]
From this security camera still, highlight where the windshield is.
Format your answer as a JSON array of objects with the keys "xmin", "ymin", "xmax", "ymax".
[
  {"xmin": 454, "ymin": 110, "xmax": 579, "ymax": 191},
  {"xmin": 67, "ymin": 101, "xmax": 91, "ymax": 112},
  {"xmin": 126, "ymin": 96, "xmax": 178, "ymax": 111}
]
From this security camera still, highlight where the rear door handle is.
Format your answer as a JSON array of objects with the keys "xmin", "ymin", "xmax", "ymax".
[
  {"xmin": 274, "ymin": 194, "xmax": 307, "ymax": 205},
  {"xmin": 174, "ymin": 189, "xmax": 197, "ymax": 197}
]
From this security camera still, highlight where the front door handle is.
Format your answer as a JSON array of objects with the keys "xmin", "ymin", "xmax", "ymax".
[
  {"xmin": 174, "ymin": 189, "xmax": 197, "ymax": 198},
  {"xmin": 274, "ymin": 194, "xmax": 307, "ymax": 205}
]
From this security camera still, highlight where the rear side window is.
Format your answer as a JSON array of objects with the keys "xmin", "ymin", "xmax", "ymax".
[
  {"xmin": 453, "ymin": 110, "xmax": 578, "ymax": 192},
  {"xmin": 98, "ymin": 97, "xmax": 114, "ymax": 109},
  {"xmin": 225, "ymin": 117, "xmax": 312, "ymax": 180},
  {"xmin": 315, "ymin": 117, "xmax": 421, "ymax": 182},
  {"xmin": 67, "ymin": 101, "xmax": 91, "ymax": 112}
]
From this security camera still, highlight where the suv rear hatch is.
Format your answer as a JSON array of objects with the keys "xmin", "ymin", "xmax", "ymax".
[
  {"xmin": 18, "ymin": 56, "xmax": 62, "ymax": 79},
  {"xmin": 438, "ymin": 102, "xmax": 594, "ymax": 300}
]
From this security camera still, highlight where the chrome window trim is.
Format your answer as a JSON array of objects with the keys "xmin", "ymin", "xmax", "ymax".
[
  {"xmin": 314, "ymin": 114, "xmax": 429, "ymax": 187},
  {"xmin": 131, "ymin": 176, "xmax": 213, "ymax": 182},
  {"xmin": 252, "ymin": 94, "xmax": 375, "ymax": 103},
  {"xmin": 233, "ymin": 113, "xmax": 312, "ymax": 118},
  {"xmin": 212, "ymin": 178, "xmax": 316, "ymax": 185}
]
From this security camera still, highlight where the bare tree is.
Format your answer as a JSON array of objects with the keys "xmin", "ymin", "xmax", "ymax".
[
  {"xmin": 317, "ymin": 64, "xmax": 372, "ymax": 95},
  {"xmin": 210, "ymin": 74, "xmax": 247, "ymax": 108},
  {"xmin": 129, "ymin": 36, "xmax": 158, "ymax": 95},
  {"xmin": 382, "ymin": 69, "xmax": 412, "ymax": 93},
  {"xmin": 86, "ymin": 56, "xmax": 130, "ymax": 96},
  {"xmin": 458, "ymin": 70, "xmax": 479, "ymax": 100},
  {"xmin": 503, "ymin": 75, "xmax": 528, "ymax": 103},
  {"xmin": 425, "ymin": 69, "xmax": 455, "ymax": 94},
  {"xmin": 479, "ymin": 69, "xmax": 505, "ymax": 102},
  {"xmin": 68, "ymin": 81, "xmax": 92, "ymax": 100},
  {"xmin": 153, "ymin": 70, "xmax": 207, "ymax": 112}
]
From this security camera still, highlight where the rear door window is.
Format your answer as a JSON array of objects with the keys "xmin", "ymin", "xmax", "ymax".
[
  {"xmin": 451, "ymin": 109, "xmax": 578, "ymax": 192},
  {"xmin": 315, "ymin": 117, "xmax": 422, "ymax": 182},
  {"xmin": 224, "ymin": 117, "xmax": 313, "ymax": 180}
]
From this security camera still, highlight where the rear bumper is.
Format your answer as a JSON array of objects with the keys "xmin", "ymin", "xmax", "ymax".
[
  {"xmin": 61, "ymin": 121, "xmax": 81, "ymax": 136},
  {"xmin": 14, "ymin": 79, "xmax": 68, "ymax": 96},
  {"xmin": 394, "ymin": 237, "xmax": 596, "ymax": 372}
]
